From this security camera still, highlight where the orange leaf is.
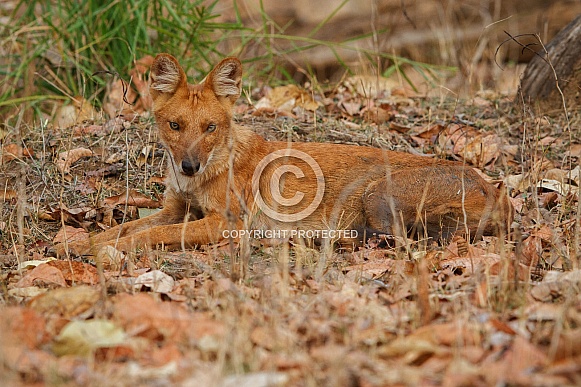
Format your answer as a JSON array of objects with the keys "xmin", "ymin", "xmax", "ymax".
[{"xmin": 15, "ymin": 264, "xmax": 67, "ymax": 288}]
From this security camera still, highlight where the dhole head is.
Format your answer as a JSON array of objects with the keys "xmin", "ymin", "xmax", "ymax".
[{"xmin": 149, "ymin": 53, "xmax": 242, "ymax": 177}]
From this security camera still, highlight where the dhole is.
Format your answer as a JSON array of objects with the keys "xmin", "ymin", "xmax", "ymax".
[{"xmin": 56, "ymin": 54, "xmax": 512, "ymax": 256}]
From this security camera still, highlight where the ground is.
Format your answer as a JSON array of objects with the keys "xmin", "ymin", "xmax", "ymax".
[{"xmin": 1, "ymin": 72, "xmax": 581, "ymax": 386}]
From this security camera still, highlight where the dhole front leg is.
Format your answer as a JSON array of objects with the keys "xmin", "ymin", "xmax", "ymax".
[
  {"xmin": 85, "ymin": 213, "xmax": 234, "ymax": 255},
  {"xmin": 54, "ymin": 208, "xmax": 185, "ymax": 256}
]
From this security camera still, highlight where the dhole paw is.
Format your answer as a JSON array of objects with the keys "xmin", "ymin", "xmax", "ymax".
[{"xmin": 49, "ymin": 240, "xmax": 91, "ymax": 257}]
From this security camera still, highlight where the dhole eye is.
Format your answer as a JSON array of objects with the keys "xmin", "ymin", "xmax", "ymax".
[
  {"xmin": 169, "ymin": 121, "xmax": 180, "ymax": 131},
  {"xmin": 207, "ymin": 123, "xmax": 217, "ymax": 133}
]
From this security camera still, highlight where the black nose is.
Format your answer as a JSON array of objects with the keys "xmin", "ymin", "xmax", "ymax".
[{"xmin": 181, "ymin": 159, "xmax": 200, "ymax": 176}]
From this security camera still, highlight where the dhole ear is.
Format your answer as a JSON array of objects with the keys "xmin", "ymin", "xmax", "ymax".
[
  {"xmin": 150, "ymin": 54, "xmax": 187, "ymax": 97},
  {"xmin": 205, "ymin": 57, "xmax": 242, "ymax": 104}
]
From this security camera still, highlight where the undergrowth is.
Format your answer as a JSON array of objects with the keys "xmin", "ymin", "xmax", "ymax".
[{"xmin": 0, "ymin": 0, "xmax": 444, "ymax": 127}]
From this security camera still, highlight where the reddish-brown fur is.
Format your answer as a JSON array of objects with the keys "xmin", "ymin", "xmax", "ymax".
[{"xmin": 55, "ymin": 54, "xmax": 512, "ymax": 256}]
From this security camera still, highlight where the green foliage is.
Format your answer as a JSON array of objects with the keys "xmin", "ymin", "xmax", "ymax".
[
  {"xmin": 0, "ymin": 0, "xmax": 447, "ymax": 124},
  {"xmin": 0, "ymin": 0, "xmax": 243, "ymax": 120}
]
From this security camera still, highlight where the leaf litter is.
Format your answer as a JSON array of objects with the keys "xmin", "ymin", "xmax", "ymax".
[{"xmin": 0, "ymin": 57, "xmax": 581, "ymax": 386}]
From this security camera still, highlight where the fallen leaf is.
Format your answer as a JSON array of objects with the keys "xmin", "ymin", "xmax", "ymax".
[
  {"xmin": 134, "ymin": 270, "xmax": 175, "ymax": 293},
  {"xmin": 412, "ymin": 321, "xmax": 483, "ymax": 347},
  {"xmin": 15, "ymin": 263, "xmax": 67, "ymax": 288},
  {"xmin": 553, "ymin": 328, "xmax": 581, "ymax": 360},
  {"xmin": 55, "ymin": 147, "xmax": 92, "ymax": 174},
  {"xmin": 29, "ymin": 285, "xmax": 100, "ymax": 318},
  {"xmin": 53, "ymin": 320, "xmax": 126, "ymax": 357},
  {"xmin": 462, "ymin": 133, "xmax": 502, "ymax": 167},
  {"xmin": 8, "ymin": 286, "xmax": 48, "ymax": 299},
  {"xmin": 53, "ymin": 226, "xmax": 89, "ymax": 245},
  {"xmin": 47, "ymin": 260, "xmax": 99, "ymax": 285},
  {"xmin": 112, "ymin": 293, "xmax": 224, "ymax": 343},
  {"xmin": 220, "ymin": 372, "xmax": 289, "ymax": 387},
  {"xmin": 96, "ymin": 245, "xmax": 125, "ymax": 271},
  {"xmin": 104, "ymin": 189, "xmax": 161, "ymax": 209},
  {"xmin": 53, "ymin": 97, "xmax": 98, "ymax": 129},
  {"xmin": 255, "ymin": 85, "xmax": 320, "ymax": 113},
  {"xmin": 343, "ymin": 75, "xmax": 398, "ymax": 98},
  {"xmin": 537, "ymin": 178, "xmax": 579, "ymax": 196},
  {"xmin": 1, "ymin": 188, "xmax": 17, "ymax": 201},
  {"xmin": 0, "ymin": 307, "xmax": 49, "ymax": 348},
  {"xmin": 1, "ymin": 143, "xmax": 34, "ymax": 163},
  {"xmin": 18, "ymin": 257, "xmax": 57, "ymax": 270},
  {"xmin": 530, "ymin": 269, "xmax": 581, "ymax": 302}
]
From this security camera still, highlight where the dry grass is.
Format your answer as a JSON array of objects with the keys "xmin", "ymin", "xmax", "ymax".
[{"xmin": 1, "ymin": 83, "xmax": 581, "ymax": 385}]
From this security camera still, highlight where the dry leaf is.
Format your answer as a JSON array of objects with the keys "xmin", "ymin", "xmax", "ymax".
[
  {"xmin": 134, "ymin": 270, "xmax": 174, "ymax": 293},
  {"xmin": 104, "ymin": 189, "xmax": 161, "ymax": 209},
  {"xmin": 343, "ymin": 75, "xmax": 398, "ymax": 98},
  {"xmin": 537, "ymin": 178, "xmax": 579, "ymax": 196},
  {"xmin": 1, "ymin": 188, "xmax": 17, "ymax": 202},
  {"xmin": 8, "ymin": 287, "xmax": 48, "ymax": 300},
  {"xmin": 15, "ymin": 263, "xmax": 67, "ymax": 288},
  {"xmin": 220, "ymin": 372, "xmax": 289, "ymax": 387},
  {"xmin": 112, "ymin": 293, "xmax": 224, "ymax": 343},
  {"xmin": 462, "ymin": 134, "xmax": 502, "ymax": 167},
  {"xmin": 18, "ymin": 258, "xmax": 57, "ymax": 270},
  {"xmin": 1, "ymin": 143, "xmax": 34, "ymax": 163},
  {"xmin": 96, "ymin": 245, "xmax": 125, "ymax": 271},
  {"xmin": 29, "ymin": 285, "xmax": 100, "ymax": 318},
  {"xmin": 53, "ymin": 97, "xmax": 98, "ymax": 128},
  {"xmin": 0, "ymin": 307, "xmax": 49, "ymax": 348},
  {"xmin": 53, "ymin": 320, "xmax": 126, "ymax": 357},
  {"xmin": 53, "ymin": 226, "xmax": 89, "ymax": 245},
  {"xmin": 47, "ymin": 260, "xmax": 99, "ymax": 285},
  {"xmin": 255, "ymin": 84, "xmax": 319, "ymax": 113},
  {"xmin": 55, "ymin": 147, "xmax": 92, "ymax": 174},
  {"xmin": 531, "ymin": 269, "xmax": 581, "ymax": 302}
]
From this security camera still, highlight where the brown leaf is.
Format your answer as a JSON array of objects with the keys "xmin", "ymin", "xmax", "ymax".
[
  {"xmin": 71, "ymin": 124, "xmax": 109, "ymax": 137},
  {"xmin": 47, "ymin": 260, "xmax": 99, "ymax": 285},
  {"xmin": 389, "ymin": 121, "xmax": 411, "ymax": 133},
  {"xmin": 53, "ymin": 226, "xmax": 89, "ymax": 245},
  {"xmin": 345, "ymin": 260, "xmax": 401, "ymax": 279},
  {"xmin": 129, "ymin": 55, "xmax": 154, "ymax": 112},
  {"xmin": 343, "ymin": 75, "xmax": 398, "ymax": 98},
  {"xmin": 29, "ymin": 285, "xmax": 100, "ymax": 318},
  {"xmin": 53, "ymin": 97, "xmax": 98, "ymax": 129},
  {"xmin": 463, "ymin": 133, "xmax": 502, "ymax": 167},
  {"xmin": 489, "ymin": 260, "xmax": 530, "ymax": 281},
  {"xmin": 2, "ymin": 143, "xmax": 34, "ymax": 164},
  {"xmin": 554, "ymin": 328, "xmax": 581, "ymax": 360},
  {"xmin": 55, "ymin": 147, "xmax": 92, "ymax": 174},
  {"xmin": 104, "ymin": 79, "xmax": 139, "ymax": 118},
  {"xmin": 365, "ymin": 107, "xmax": 393, "ymax": 124},
  {"xmin": 413, "ymin": 123, "xmax": 445, "ymax": 140},
  {"xmin": 483, "ymin": 336, "xmax": 548, "ymax": 385},
  {"xmin": 339, "ymin": 100, "xmax": 362, "ymax": 116},
  {"xmin": 0, "ymin": 307, "xmax": 49, "ymax": 348},
  {"xmin": 104, "ymin": 189, "xmax": 161, "ymax": 209},
  {"xmin": 258, "ymin": 84, "xmax": 319, "ymax": 112},
  {"xmin": 251, "ymin": 326, "xmax": 278, "ymax": 350},
  {"xmin": 520, "ymin": 235, "xmax": 541, "ymax": 266},
  {"xmin": 112, "ymin": 293, "xmax": 224, "ymax": 344},
  {"xmin": 15, "ymin": 263, "xmax": 67, "ymax": 288}
]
